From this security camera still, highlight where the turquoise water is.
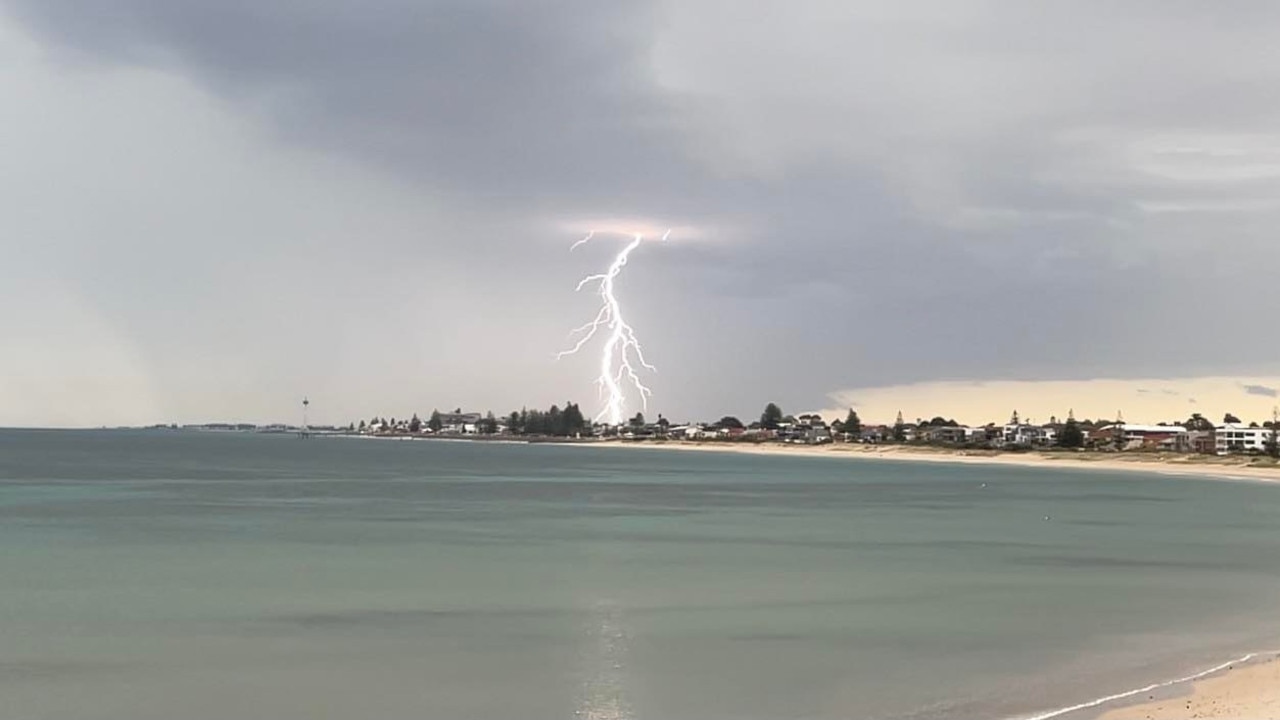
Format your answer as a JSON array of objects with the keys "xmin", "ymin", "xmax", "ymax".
[{"xmin": 2, "ymin": 429, "xmax": 1279, "ymax": 719}]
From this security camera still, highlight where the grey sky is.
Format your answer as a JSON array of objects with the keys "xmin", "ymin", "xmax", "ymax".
[{"xmin": 3, "ymin": 1, "xmax": 1280, "ymax": 427}]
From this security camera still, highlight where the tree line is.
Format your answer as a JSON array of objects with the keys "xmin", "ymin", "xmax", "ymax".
[
  {"xmin": 355, "ymin": 403, "xmax": 590, "ymax": 437},
  {"xmin": 505, "ymin": 403, "xmax": 590, "ymax": 437}
]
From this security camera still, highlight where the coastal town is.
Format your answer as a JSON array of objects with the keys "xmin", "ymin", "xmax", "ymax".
[{"xmin": 185, "ymin": 402, "xmax": 1280, "ymax": 458}]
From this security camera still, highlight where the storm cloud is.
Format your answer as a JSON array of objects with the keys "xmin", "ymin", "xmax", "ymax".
[
  {"xmin": 1243, "ymin": 384, "xmax": 1279, "ymax": 398},
  {"xmin": 3, "ymin": 1, "xmax": 1280, "ymax": 425}
]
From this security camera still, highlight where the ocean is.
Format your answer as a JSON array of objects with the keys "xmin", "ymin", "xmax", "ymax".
[{"xmin": 2, "ymin": 429, "xmax": 1279, "ymax": 720}]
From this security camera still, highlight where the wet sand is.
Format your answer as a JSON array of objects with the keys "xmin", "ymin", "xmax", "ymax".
[{"xmin": 1096, "ymin": 654, "xmax": 1280, "ymax": 719}]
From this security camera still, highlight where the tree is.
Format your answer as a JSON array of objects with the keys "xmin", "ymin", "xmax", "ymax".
[
  {"xmin": 498, "ymin": 402, "xmax": 589, "ymax": 437},
  {"xmin": 630, "ymin": 412, "xmax": 646, "ymax": 429},
  {"xmin": 408, "ymin": 413, "xmax": 422, "ymax": 433},
  {"xmin": 892, "ymin": 411, "xmax": 907, "ymax": 442},
  {"xmin": 358, "ymin": 419, "xmax": 367, "ymax": 433},
  {"xmin": 842, "ymin": 409, "xmax": 862, "ymax": 438},
  {"xmin": 1224, "ymin": 413, "xmax": 1242, "ymax": 424},
  {"xmin": 657, "ymin": 415, "xmax": 670, "ymax": 430},
  {"xmin": 524, "ymin": 409, "xmax": 544, "ymax": 435},
  {"xmin": 1058, "ymin": 417, "xmax": 1085, "ymax": 448},
  {"xmin": 716, "ymin": 416, "xmax": 744, "ymax": 430},
  {"xmin": 480, "ymin": 411, "xmax": 499, "ymax": 434},
  {"xmin": 760, "ymin": 403, "xmax": 784, "ymax": 430},
  {"xmin": 564, "ymin": 403, "xmax": 587, "ymax": 436},
  {"xmin": 1184, "ymin": 413, "xmax": 1213, "ymax": 431},
  {"xmin": 428, "ymin": 409, "xmax": 443, "ymax": 432}
]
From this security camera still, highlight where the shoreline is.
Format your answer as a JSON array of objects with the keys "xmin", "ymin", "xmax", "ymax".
[
  {"xmin": 582, "ymin": 439, "xmax": 1280, "ymax": 483},
  {"xmin": 999, "ymin": 650, "xmax": 1280, "ymax": 720},
  {"xmin": 1080, "ymin": 651, "xmax": 1280, "ymax": 720}
]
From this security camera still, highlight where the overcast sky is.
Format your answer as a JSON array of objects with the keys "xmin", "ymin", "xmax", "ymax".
[{"xmin": 3, "ymin": 1, "xmax": 1280, "ymax": 427}]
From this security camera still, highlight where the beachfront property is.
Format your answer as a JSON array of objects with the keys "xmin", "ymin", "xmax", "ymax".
[
  {"xmin": 1096, "ymin": 423, "xmax": 1188, "ymax": 451},
  {"xmin": 1176, "ymin": 430, "xmax": 1217, "ymax": 455},
  {"xmin": 777, "ymin": 415, "xmax": 834, "ymax": 444},
  {"xmin": 924, "ymin": 426, "xmax": 966, "ymax": 445},
  {"xmin": 436, "ymin": 412, "xmax": 483, "ymax": 434},
  {"xmin": 922, "ymin": 425, "xmax": 988, "ymax": 445},
  {"xmin": 1001, "ymin": 422, "xmax": 1056, "ymax": 447},
  {"xmin": 1215, "ymin": 423, "xmax": 1274, "ymax": 454},
  {"xmin": 351, "ymin": 403, "xmax": 1278, "ymax": 458}
]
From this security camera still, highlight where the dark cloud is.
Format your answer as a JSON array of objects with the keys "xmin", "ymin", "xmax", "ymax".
[
  {"xmin": 4, "ymin": 0, "xmax": 695, "ymax": 208},
  {"xmin": 1242, "ymin": 384, "xmax": 1278, "ymax": 398},
  {"xmin": 5, "ymin": 1, "xmax": 1280, "ymax": 421}
]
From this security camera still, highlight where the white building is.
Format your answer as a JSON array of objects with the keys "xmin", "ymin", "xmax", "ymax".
[
  {"xmin": 669, "ymin": 425, "xmax": 708, "ymax": 440},
  {"xmin": 1215, "ymin": 423, "xmax": 1275, "ymax": 453},
  {"xmin": 1003, "ymin": 423, "xmax": 1054, "ymax": 446}
]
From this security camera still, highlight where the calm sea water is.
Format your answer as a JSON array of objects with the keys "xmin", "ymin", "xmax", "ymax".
[{"xmin": 2, "ymin": 429, "xmax": 1279, "ymax": 720}]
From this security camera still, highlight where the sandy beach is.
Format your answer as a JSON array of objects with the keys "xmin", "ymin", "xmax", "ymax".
[
  {"xmin": 1096, "ymin": 654, "xmax": 1280, "ymax": 720},
  {"xmin": 592, "ymin": 439, "xmax": 1280, "ymax": 483}
]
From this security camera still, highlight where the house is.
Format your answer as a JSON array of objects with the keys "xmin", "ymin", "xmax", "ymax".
[
  {"xmin": 1175, "ymin": 429, "xmax": 1216, "ymax": 454},
  {"xmin": 438, "ymin": 412, "xmax": 482, "ymax": 433},
  {"xmin": 1003, "ymin": 423, "xmax": 1045, "ymax": 446},
  {"xmin": 965, "ymin": 426, "xmax": 993, "ymax": 444},
  {"xmin": 859, "ymin": 426, "xmax": 888, "ymax": 443},
  {"xmin": 921, "ymin": 425, "xmax": 992, "ymax": 445},
  {"xmin": 671, "ymin": 425, "xmax": 713, "ymax": 440},
  {"xmin": 924, "ymin": 426, "xmax": 969, "ymax": 445},
  {"xmin": 803, "ymin": 424, "xmax": 833, "ymax": 444},
  {"xmin": 775, "ymin": 422, "xmax": 804, "ymax": 442},
  {"xmin": 1097, "ymin": 424, "xmax": 1187, "ymax": 450},
  {"xmin": 1215, "ymin": 424, "xmax": 1274, "ymax": 454}
]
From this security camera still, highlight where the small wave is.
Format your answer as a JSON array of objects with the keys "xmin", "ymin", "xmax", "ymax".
[{"xmin": 1016, "ymin": 649, "xmax": 1280, "ymax": 720}]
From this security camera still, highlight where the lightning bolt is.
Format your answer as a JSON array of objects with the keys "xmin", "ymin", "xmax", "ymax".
[{"xmin": 557, "ymin": 230, "xmax": 669, "ymax": 426}]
